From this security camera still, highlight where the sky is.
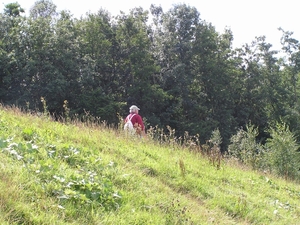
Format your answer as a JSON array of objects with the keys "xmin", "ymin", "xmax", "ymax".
[{"xmin": 1, "ymin": 0, "xmax": 299, "ymax": 50}]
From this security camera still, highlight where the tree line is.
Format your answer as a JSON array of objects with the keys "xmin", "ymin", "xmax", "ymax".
[{"xmin": 1, "ymin": 0, "xmax": 300, "ymax": 150}]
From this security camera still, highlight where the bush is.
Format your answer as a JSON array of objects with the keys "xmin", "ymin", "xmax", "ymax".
[
  {"xmin": 228, "ymin": 124, "xmax": 264, "ymax": 169},
  {"xmin": 265, "ymin": 122, "xmax": 300, "ymax": 180}
]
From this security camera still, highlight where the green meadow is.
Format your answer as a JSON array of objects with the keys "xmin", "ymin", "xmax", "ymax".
[{"xmin": 0, "ymin": 105, "xmax": 299, "ymax": 224}]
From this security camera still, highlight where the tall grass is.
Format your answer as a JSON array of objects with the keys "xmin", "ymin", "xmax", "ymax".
[{"xmin": 0, "ymin": 105, "xmax": 299, "ymax": 224}]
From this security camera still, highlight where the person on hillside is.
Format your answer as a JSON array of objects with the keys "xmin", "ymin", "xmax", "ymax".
[{"xmin": 124, "ymin": 105, "xmax": 145, "ymax": 137}]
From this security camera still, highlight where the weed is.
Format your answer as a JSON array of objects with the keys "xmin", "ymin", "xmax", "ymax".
[
  {"xmin": 40, "ymin": 97, "xmax": 50, "ymax": 118},
  {"xmin": 202, "ymin": 128, "xmax": 223, "ymax": 169},
  {"xmin": 159, "ymin": 199, "xmax": 192, "ymax": 225},
  {"xmin": 179, "ymin": 158, "xmax": 186, "ymax": 178},
  {"xmin": 63, "ymin": 100, "xmax": 70, "ymax": 123},
  {"xmin": 209, "ymin": 144, "xmax": 222, "ymax": 169},
  {"xmin": 234, "ymin": 196, "xmax": 248, "ymax": 217},
  {"xmin": 22, "ymin": 128, "xmax": 35, "ymax": 141}
]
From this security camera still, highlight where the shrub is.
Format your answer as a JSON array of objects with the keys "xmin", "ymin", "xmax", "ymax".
[
  {"xmin": 228, "ymin": 124, "xmax": 264, "ymax": 169},
  {"xmin": 207, "ymin": 128, "xmax": 222, "ymax": 169},
  {"xmin": 265, "ymin": 121, "xmax": 300, "ymax": 180}
]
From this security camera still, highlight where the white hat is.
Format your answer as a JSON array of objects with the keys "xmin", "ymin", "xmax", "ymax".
[{"xmin": 129, "ymin": 105, "xmax": 140, "ymax": 112}]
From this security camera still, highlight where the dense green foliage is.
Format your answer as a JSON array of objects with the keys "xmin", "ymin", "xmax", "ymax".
[
  {"xmin": 1, "ymin": 0, "xmax": 300, "ymax": 150},
  {"xmin": 228, "ymin": 121, "xmax": 300, "ymax": 179}
]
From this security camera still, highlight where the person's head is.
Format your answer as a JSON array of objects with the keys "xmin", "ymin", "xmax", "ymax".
[{"xmin": 129, "ymin": 105, "xmax": 140, "ymax": 114}]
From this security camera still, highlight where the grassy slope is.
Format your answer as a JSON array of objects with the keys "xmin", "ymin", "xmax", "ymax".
[{"xmin": 0, "ymin": 106, "xmax": 299, "ymax": 224}]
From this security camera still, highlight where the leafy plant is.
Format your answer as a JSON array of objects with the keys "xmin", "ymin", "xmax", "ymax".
[
  {"xmin": 1, "ymin": 136, "xmax": 122, "ymax": 211},
  {"xmin": 22, "ymin": 128, "xmax": 35, "ymax": 141},
  {"xmin": 265, "ymin": 121, "xmax": 300, "ymax": 180},
  {"xmin": 206, "ymin": 128, "xmax": 223, "ymax": 169},
  {"xmin": 160, "ymin": 199, "xmax": 190, "ymax": 225},
  {"xmin": 228, "ymin": 123, "xmax": 264, "ymax": 169}
]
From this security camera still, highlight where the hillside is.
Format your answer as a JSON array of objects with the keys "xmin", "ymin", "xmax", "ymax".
[{"xmin": 0, "ymin": 106, "xmax": 299, "ymax": 224}]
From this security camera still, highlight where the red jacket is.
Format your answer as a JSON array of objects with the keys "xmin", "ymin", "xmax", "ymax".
[{"xmin": 124, "ymin": 113, "xmax": 145, "ymax": 131}]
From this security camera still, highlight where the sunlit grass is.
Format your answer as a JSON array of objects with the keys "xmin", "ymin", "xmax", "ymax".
[{"xmin": 0, "ymin": 105, "xmax": 299, "ymax": 224}]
